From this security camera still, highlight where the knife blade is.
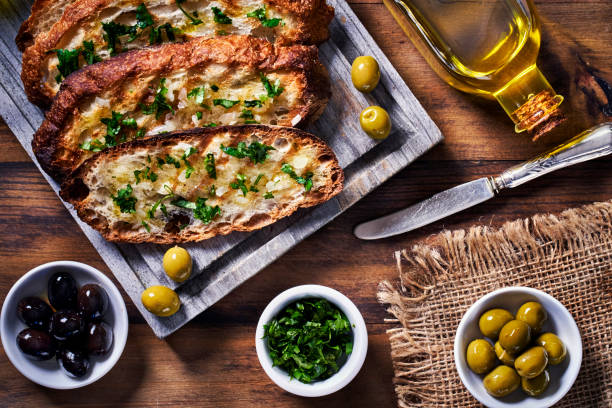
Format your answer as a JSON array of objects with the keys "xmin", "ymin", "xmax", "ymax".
[
  {"xmin": 353, "ymin": 178, "xmax": 496, "ymax": 240},
  {"xmin": 354, "ymin": 122, "xmax": 612, "ymax": 240}
]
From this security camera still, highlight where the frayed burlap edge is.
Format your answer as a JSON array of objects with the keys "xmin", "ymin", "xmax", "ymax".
[{"xmin": 378, "ymin": 200, "xmax": 612, "ymax": 408}]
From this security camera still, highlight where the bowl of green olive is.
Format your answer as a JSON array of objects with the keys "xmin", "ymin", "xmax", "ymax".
[{"xmin": 454, "ymin": 287, "xmax": 582, "ymax": 408}]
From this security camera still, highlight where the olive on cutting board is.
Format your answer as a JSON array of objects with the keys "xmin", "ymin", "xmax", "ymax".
[
  {"xmin": 163, "ymin": 246, "xmax": 192, "ymax": 283},
  {"xmin": 359, "ymin": 106, "xmax": 391, "ymax": 140},
  {"xmin": 351, "ymin": 56, "xmax": 380, "ymax": 92},
  {"xmin": 78, "ymin": 284, "xmax": 109, "ymax": 320},
  {"xmin": 58, "ymin": 349, "xmax": 90, "ymax": 378},
  {"xmin": 48, "ymin": 272, "xmax": 78, "ymax": 310},
  {"xmin": 16, "ymin": 296, "xmax": 53, "ymax": 331},
  {"xmin": 16, "ymin": 328, "xmax": 56, "ymax": 360},
  {"xmin": 87, "ymin": 321, "xmax": 113, "ymax": 356},
  {"xmin": 141, "ymin": 285, "xmax": 181, "ymax": 317}
]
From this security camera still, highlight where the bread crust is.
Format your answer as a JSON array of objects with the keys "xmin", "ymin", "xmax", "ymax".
[
  {"xmin": 60, "ymin": 125, "xmax": 344, "ymax": 243},
  {"xmin": 20, "ymin": 0, "xmax": 334, "ymax": 106},
  {"xmin": 32, "ymin": 35, "xmax": 330, "ymax": 181},
  {"xmin": 16, "ymin": 0, "xmax": 74, "ymax": 52}
]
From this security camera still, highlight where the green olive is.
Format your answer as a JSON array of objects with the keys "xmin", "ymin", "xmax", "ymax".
[
  {"xmin": 163, "ymin": 246, "xmax": 192, "ymax": 283},
  {"xmin": 514, "ymin": 346, "xmax": 548, "ymax": 379},
  {"xmin": 483, "ymin": 365, "xmax": 520, "ymax": 397},
  {"xmin": 141, "ymin": 285, "xmax": 180, "ymax": 317},
  {"xmin": 516, "ymin": 301, "xmax": 548, "ymax": 333},
  {"xmin": 479, "ymin": 308, "xmax": 514, "ymax": 340},
  {"xmin": 495, "ymin": 341, "xmax": 516, "ymax": 366},
  {"xmin": 536, "ymin": 332, "xmax": 567, "ymax": 365},
  {"xmin": 466, "ymin": 339, "xmax": 497, "ymax": 374},
  {"xmin": 499, "ymin": 320, "xmax": 531, "ymax": 354},
  {"xmin": 521, "ymin": 369, "xmax": 550, "ymax": 396},
  {"xmin": 360, "ymin": 106, "xmax": 391, "ymax": 140},
  {"xmin": 351, "ymin": 56, "xmax": 380, "ymax": 92}
]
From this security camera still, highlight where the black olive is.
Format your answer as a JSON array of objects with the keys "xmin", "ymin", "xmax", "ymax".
[
  {"xmin": 86, "ymin": 321, "xmax": 113, "ymax": 356},
  {"xmin": 16, "ymin": 297, "xmax": 53, "ymax": 331},
  {"xmin": 48, "ymin": 272, "xmax": 78, "ymax": 310},
  {"xmin": 78, "ymin": 284, "xmax": 108, "ymax": 321},
  {"xmin": 16, "ymin": 328, "xmax": 56, "ymax": 360},
  {"xmin": 58, "ymin": 349, "xmax": 90, "ymax": 378},
  {"xmin": 50, "ymin": 310, "xmax": 85, "ymax": 341}
]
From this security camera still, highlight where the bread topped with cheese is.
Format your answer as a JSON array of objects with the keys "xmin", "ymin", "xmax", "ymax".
[
  {"xmin": 20, "ymin": 0, "xmax": 334, "ymax": 106},
  {"xmin": 60, "ymin": 125, "xmax": 343, "ymax": 243},
  {"xmin": 32, "ymin": 35, "xmax": 330, "ymax": 180}
]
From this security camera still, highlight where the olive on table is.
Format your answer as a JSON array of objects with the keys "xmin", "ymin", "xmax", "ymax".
[
  {"xmin": 536, "ymin": 332, "xmax": 567, "ymax": 365},
  {"xmin": 351, "ymin": 56, "xmax": 380, "ymax": 92},
  {"xmin": 86, "ymin": 321, "xmax": 113, "ymax": 356},
  {"xmin": 48, "ymin": 272, "xmax": 78, "ymax": 310},
  {"xmin": 466, "ymin": 339, "xmax": 497, "ymax": 374},
  {"xmin": 514, "ymin": 346, "xmax": 548, "ymax": 379},
  {"xmin": 163, "ymin": 246, "xmax": 192, "ymax": 283},
  {"xmin": 499, "ymin": 320, "xmax": 531, "ymax": 354},
  {"xmin": 141, "ymin": 285, "xmax": 180, "ymax": 317},
  {"xmin": 483, "ymin": 365, "xmax": 520, "ymax": 397},
  {"xmin": 495, "ymin": 341, "xmax": 516, "ymax": 367},
  {"xmin": 16, "ymin": 296, "xmax": 53, "ymax": 331},
  {"xmin": 50, "ymin": 310, "xmax": 85, "ymax": 341},
  {"xmin": 521, "ymin": 369, "xmax": 550, "ymax": 396},
  {"xmin": 78, "ymin": 284, "xmax": 108, "ymax": 320},
  {"xmin": 16, "ymin": 328, "xmax": 56, "ymax": 360},
  {"xmin": 516, "ymin": 301, "xmax": 547, "ymax": 333},
  {"xmin": 479, "ymin": 308, "xmax": 514, "ymax": 340},
  {"xmin": 58, "ymin": 349, "xmax": 90, "ymax": 378},
  {"xmin": 359, "ymin": 106, "xmax": 391, "ymax": 140}
]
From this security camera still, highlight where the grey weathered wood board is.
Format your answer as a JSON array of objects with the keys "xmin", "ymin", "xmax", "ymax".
[{"xmin": 0, "ymin": 0, "xmax": 442, "ymax": 337}]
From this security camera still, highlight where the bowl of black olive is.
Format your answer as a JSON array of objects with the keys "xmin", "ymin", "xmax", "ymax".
[{"xmin": 0, "ymin": 261, "xmax": 128, "ymax": 389}]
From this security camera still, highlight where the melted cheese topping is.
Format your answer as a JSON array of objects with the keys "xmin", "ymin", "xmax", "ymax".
[
  {"xmin": 44, "ymin": 0, "xmax": 295, "ymax": 91},
  {"xmin": 83, "ymin": 132, "xmax": 325, "ymax": 235}
]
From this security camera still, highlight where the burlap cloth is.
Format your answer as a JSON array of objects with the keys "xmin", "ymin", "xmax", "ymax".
[{"xmin": 378, "ymin": 200, "xmax": 612, "ymax": 407}]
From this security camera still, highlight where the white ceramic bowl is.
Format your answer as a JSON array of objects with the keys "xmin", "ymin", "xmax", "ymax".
[
  {"xmin": 1, "ymin": 261, "xmax": 129, "ymax": 389},
  {"xmin": 255, "ymin": 285, "xmax": 368, "ymax": 397},
  {"xmin": 455, "ymin": 287, "xmax": 582, "ymax": 408}
]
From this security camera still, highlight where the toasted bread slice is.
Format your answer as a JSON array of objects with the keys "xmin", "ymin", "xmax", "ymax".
[
  {"xmin": 20, "ymin": 0, "xmax": 334, "ymax": 105},
  {"xmin": 32, "ymin": 35, "xmax": 330, "ymax": 180},
  {"xmin": 16, "ymin": 0, "xmax": 74, "ymax": 52},
  {"xmin": 60, "ymin": 125, "xmax": 343, "ymax": 243}
]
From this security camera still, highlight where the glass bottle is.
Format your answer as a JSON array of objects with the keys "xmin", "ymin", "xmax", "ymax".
[{"xmin": 383, "ymin": 0, "xmax": 564, "ymax": 139}]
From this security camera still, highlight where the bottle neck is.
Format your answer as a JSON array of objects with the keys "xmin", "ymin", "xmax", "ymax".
[{"xmin": 494, "ymin": 65, "xmax": 565, "ymax": 140}]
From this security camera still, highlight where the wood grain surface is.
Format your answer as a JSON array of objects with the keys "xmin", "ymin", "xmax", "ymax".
[{"xmin": 1, "ymin": 1, "xmax": 611, "ymax": 407}]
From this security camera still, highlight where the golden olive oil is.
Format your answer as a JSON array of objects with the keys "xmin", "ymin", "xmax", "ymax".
[{"xmin": 384, "ymin": 0, "xmax": 563, "ymax": 137}]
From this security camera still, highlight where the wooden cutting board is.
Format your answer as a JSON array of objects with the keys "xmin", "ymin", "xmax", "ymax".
[{"xmin": 0, "ymin": 0, "xmax": 442, "ymax": 337}]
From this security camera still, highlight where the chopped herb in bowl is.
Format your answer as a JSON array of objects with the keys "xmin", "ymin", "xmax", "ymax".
[{"xmin": 263, "ymin": 298, "xmax": 354, "ymax": 383}]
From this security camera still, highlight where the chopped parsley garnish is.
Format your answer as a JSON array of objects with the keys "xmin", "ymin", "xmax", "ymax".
[
  {"xmin": 80, "ymin": 111, "xmax": 143, "ymax": 151},
  {"xmin": 281, "ymin": 163, "xmax": 313, "ymax": 191},
  {"xmin": 240, "ymin": 109, "xmax": 254, "ymax": 119},
  {"xmin": 181, "ymin": 147, "xmax": 198, "ymax": 178},
  {"xmin": 209, "ymin": 184, "xmax": 216, "ymax": 196},
  {"xmin": 159, "ymin": 154, "xmax": 181, "ymax": 168},
  {"xmin": 147, "ymin": 185, "xmax": 174, "ymax": 218},
  {"xmin": 210, "ymin": 84, "xmax": 219, "ymax": 91},
  {"xmin": 204, "ymin": 122, "xmax": 218, "ymax": 127},
  {"xmin": 230, "ymin": 173, "xmax": 249, "ymax": 196},
  {"xmin": 171, "ymin": 197, "xmax": 221, "ymax": 224},
  {"xmin": 141, "ymin": 220, "xmax": 151, "ymax": 232},
  {"xmin": 213, "ymin": 98, "xmax": 240, "ymax": 109},
  {"xmin": 187, "ymin": 86, "xmax": 206, "ymax": 105},
  {"xmin": 244, "ymin": 99, "xmax": 263, "ymax": 108},
  {"xmin": 247, "ymin": 5, "xmax": 282, "ymax": 28},
  {"xmin": 176, "ymin": 0, "xmax": 203, "ymax": 25},
  {"xmin": 111, "ymin": 184, "xmax": 137, "ymax": 213},
  {"xmin": 134, "ymin": 166, "xmax": 158, "ymax": 184},
  {"xmin": 101, "ymin": 21, "xmax": 136, "ymax": 55},
  {"xmin": 148, "ymin": 23, "xmax": 176, "ymax": 44},
  {"xmin": 195, "ymin": 111, "xmax": 203, "ymax": 120},
  {"xmin": 53, "ymin": 41, "xmax": 101, "ymax": 83},
  {"xmin": 135, "ymin": 3, "xmax": 155, "ymax": 29},
  {"xmin": 264, "ymin": 192, "xmax": 274, "ymax": 199},
  {"xmin": 263, "ymin": 298, "xmax": 353, "ymax": 383},
  {"xmin": 220, "ymin": 141, "xmax": 275, "ymax": 164},
  {"xmin": 139, "ymin": 78, "xmax": 175, "ymax": 119},
  {"xmin": 254, "ymin": 173, "xmax": 264, "ymax": 186},
  {"xmin": 204, "ymin": 153, "xmax": 216, "ymax": 179},
  {"xmin": 211, "ymin": 6, "xmax": 232, "ymax": 24},
  {"xmin": 79, "ymin": 139, "xmax": 106, "ymax": 152},
  {"xmin": 260, "ymin": 72, "xmax": 284, "ymax": 98}
]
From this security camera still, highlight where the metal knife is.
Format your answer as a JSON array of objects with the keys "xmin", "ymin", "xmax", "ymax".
[{"xmin": 354, "ymin": 122, "xmax": 612, "ymax": 240}]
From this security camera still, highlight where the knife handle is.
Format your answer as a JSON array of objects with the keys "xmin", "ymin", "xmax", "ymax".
[{"xmin": 491, "ymin": 122, "xmax": 612, "ymax": 192}]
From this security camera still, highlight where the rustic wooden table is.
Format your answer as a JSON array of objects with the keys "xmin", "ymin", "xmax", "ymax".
[{"xmin": 1, "ymin": 1, "xmax": 611, "ymax": 407}]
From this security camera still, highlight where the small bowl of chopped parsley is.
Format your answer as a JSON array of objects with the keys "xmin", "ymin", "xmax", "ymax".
[{"xmin": 255, "ymin": 285, "xmax": 368, "ymax": 397}]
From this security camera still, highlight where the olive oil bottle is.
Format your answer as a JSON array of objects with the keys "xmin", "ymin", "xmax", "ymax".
[{"xmin": 384, "ymin": 0, "xmax": 564, "ymax": 138}]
